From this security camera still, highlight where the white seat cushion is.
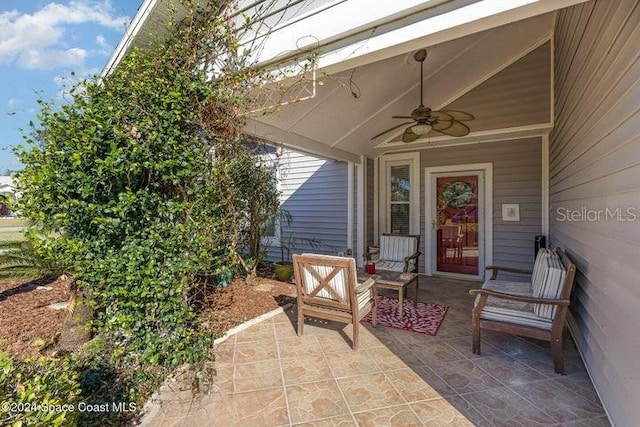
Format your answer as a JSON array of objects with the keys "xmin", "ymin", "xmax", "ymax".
[
  {"xmin": 476, "ymin": 280, "xmax": 553, "ymax": 330},
  {"xmin": 302, "ymin": 264, "xmax": 347, "ymax": 301},
  {"xmin": 377, "ymin": 235, "xmax": 419, "ymax": 272},
  {"xmin": 357, "ymin": 286, "xmax": 373, "ymax": 311},
  {"xmin": 533, "ymin": 256, "xmax": 567, "ymax": 319},
  {"xmin": 375, "ymin": 260, "xmax": 406, "ymax": 272},
  {"xmin": 531, "ymin": 248, "xmax": 551, "ymax": 294},
  {"xmin": 379, "ymin": 235, "xmax": 417, "ymax": 262}
]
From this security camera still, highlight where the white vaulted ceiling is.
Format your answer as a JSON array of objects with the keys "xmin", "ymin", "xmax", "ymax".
[
  {"xmin": 244, "ymin": 12, "xmax": 555, "ymax": 161},
  {"xmin": 106, "ymin": 1, "xmax": 584, "ymax": 163}
]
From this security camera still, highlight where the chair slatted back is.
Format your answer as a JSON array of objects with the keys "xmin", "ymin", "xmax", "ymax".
[
  {"xmin": 293, "ymin": 254, "xmax": 357, "ymax": 313},
  {"xmin": 379, "ymin": 233, "xmax": 420, "ymax": 261}
]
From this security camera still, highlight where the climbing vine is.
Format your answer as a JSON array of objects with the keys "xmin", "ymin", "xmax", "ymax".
[{"xmin": 15, "ymin": 0, "xmax": 277, "ymax": 366}]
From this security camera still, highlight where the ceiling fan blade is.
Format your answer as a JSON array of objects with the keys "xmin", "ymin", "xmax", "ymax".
[
  {"xmin": 430, "ymin": 111, "xmax": 453, "ymax": 122},
  {"xmin": 370, "ymin": 121, "xmax": 415, "ymax": 140},
  {"xmin": 402, "ymin": 127, "xmax": 420, "ymax": 143},
  {"xmin": 431, "ymin": 119, "xmax": 453, "ymax": 131},
  {"xmin": 434, "ymin": 120, "xmax": 470, "ymax": 137},
  {"xmin": 438, "ymin": 110, "xmax": 475, "ymax": 121},
  {"xmin": 392, "ymin": 115, "xmax": 413, "ymax": 119}
]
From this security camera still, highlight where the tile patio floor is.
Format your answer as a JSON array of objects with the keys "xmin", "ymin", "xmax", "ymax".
[{"xmin": 141, "ymin": 277, "xmax": 610, "ymax": 426}]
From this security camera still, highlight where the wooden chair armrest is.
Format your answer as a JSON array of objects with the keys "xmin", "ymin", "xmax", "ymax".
[
  {"xmin": 403, "ymin": 251, "xmax": 422, "ymax": 262},
  {"xmin": 365, "ymin": 246, "xmax": 380, "ymax": 261},
  {"xmin": 469, "ymin": 288, "xmax": 570, "ymax": 306},
  {"xmin": 485, "ymin": 265, "xmax": 532, "ymax": 280},
  {"xmin": 356, "ymin": 277, "xmax": 376, "ymax": 294}
]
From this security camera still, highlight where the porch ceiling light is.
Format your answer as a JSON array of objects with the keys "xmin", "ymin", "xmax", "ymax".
[{"xmin": 411, "ymin": 123, "xmax": 432, "ymax": 135}]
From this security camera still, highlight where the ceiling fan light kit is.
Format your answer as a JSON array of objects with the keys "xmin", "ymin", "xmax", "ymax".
[
  {"xmin": 411, "ymin": 123, "xmax": 432, "ymax": 135},
  {"xmin": 371, "ymin": 48, "xmax": 474, "ymax": 143}
]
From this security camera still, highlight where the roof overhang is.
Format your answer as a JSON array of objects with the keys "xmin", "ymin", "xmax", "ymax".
[{"xmin": 104, "ymin": 0, "xmax": 590, "ymax": 162}]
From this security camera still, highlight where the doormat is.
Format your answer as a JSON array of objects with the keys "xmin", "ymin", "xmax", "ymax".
[{"xmin": 363, "ymin": 296, "xmax": 449, "ymax": 336}]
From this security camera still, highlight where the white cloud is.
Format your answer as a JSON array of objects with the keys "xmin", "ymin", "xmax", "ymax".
[
  {"xmin": 19, "ymin": 47, "xmax": 87, "ymax": 70},
  {"xmin": 0, "ymin": 1, "xmax": 129, "ymax": 69},
  {"xmin": 96, "ymin": 34, "xmax": 107, "ymax": 47},
  {"xmin": 95, "ymin": 33, "xmax": 112, "ymax": 55},
  {"xmin": 7, "ymin": 98, "xmax": 22, "ymax": 109}
]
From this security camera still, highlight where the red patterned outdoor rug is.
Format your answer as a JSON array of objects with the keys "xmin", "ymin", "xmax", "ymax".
[{"xmin": 362, "ymin": 296, "xmax": 449, "ymax": 336}]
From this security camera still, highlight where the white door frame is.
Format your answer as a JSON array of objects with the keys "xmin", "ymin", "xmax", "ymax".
[{"xmin": 424, "ymin": 163, "xmax": 493, "ymax": 279}]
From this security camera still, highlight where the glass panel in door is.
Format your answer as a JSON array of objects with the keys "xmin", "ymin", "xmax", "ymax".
[
  {"xmin": 389, "ymin": 165, "xmax": 410, "ymax": 234},
  {"xmin": 436, "ymin": 175, "xmax": 479, "ymax": 275}
]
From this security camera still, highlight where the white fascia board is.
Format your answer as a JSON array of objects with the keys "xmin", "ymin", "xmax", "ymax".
[
  {"xmin": 248, "ymin": 0, "xmax": 588, "ymax": 76},
  {"xmin": 315, "ymin": 0, "xmax": 590, "ymax": 75},
  {"xmin": 102, "ymin": 0, "xmax": 158, "ymax": 76},
  {"xmin": 240, "ymin": 0, "xmax": 449, "ymax": 61}
]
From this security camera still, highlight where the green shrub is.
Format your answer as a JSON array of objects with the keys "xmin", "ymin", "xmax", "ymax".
[
  {"xmin": 13, "ymin": 0, "xmax": 276, "ymax": 368},
  {"xmin": 0, "ymin": 236, "xmax": 69, "ymax": 280},
  {"xmin": 0, "ymin": 351, "xmax": 80, "ymax": 426},
  {"xmin": 8, "ymin": 1, "xmax": 283, "ymax": 422}
]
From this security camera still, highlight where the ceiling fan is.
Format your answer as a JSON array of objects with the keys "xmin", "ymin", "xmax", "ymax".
[{"xmin": 371, "ymin": 49, "xmax": 474, "ymax": 143}]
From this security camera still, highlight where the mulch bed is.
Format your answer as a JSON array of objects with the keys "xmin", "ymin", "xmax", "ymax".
[
  {"xmin": 202, "ymin": 277, "xmax": 296, "ymax": 333},
  {"xmin": 0, "ymin": 275, "xmax": 71, "ymax": 358},
  {"xmin": 0, "ymin": 268, "xmax": 296, "ymax": 359}
]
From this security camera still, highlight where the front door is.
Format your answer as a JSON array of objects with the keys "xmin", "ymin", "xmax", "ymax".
[{"xmin": 427, "ymin": 168, "xmax": 486, "ymax": 279}]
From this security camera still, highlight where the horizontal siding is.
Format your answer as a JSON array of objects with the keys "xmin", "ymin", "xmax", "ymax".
[
  {"xmin": 551, "ymin": 1, "xmax": 640, "ymax": 425},
  {"xmin": 266, "ymin": 149, "xmax": 348, "ymax": 261},
  {"xmin": 419, "ymin": 138, "xmax": 543, "ymax": 278},
  {"xmin": 445, "ymin": 42, "xmax": 551, "ymax": 132}
]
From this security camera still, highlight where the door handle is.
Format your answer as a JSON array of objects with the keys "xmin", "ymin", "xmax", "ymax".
[{"xmin": 432, "ymin": 219, "xmax": 437, "ymax": 230}]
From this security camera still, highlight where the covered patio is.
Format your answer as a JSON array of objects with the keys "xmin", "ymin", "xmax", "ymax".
[
  {"xmin": 110, "ymin": 1, "xmax": 639, "ymax": 424},
  {"xmin": 141, "ymin": 277, "xmax": 608, "ymax": 426}
]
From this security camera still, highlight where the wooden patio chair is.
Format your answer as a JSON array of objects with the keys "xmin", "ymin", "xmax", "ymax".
[
  {"xmin": 292, "ymin": 253, "xmax": 377, "ymax": 350},
  {"xmin": 366, "ymin": 233, "xmax": 421, "ymax": 273},
  {"xmin": 469, "ymin": 248, "xmax": 577, "ymax": 374}
]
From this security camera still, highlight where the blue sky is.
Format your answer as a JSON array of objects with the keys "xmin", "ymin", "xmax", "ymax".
[{"xmin": 0, "ymin": 0, "xmax": 142, "ymax": 173}]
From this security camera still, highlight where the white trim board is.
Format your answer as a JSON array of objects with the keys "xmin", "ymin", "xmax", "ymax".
[
  {"xmin": 542, "ymin": 134, "xmax": 550, "ymax": 236},
  {"xmin": 375, "ymin": 123, "xmax": 553, "ymax": 151},
  {"xmin": 356, "ymin": 158, "xmax": 366, "ymax": 266},
  {"xmin": 347, "ymin": 161, "xmax": 354, "ymax": 258}
]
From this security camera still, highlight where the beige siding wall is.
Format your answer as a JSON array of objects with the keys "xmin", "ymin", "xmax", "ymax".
[
  {"xmin": 552, "ymin": 1, "xmax": 640, "ymax": 425},
  {"xmin": 419, "ymin": 138, "xmax": 543, "ymax": 277},
  {"xmin": 446, "ymin": 42, "xmax": 552, "ymax": 132},
  {"xmin": 266, "ymin": 149, "xmax": 348, "ymax": 261}
]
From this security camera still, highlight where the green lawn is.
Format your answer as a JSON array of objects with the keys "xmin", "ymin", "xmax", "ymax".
[
  {"xmin": 0, "ymin": 218, "xmax": 28, "ymax": 242},
  {"xmin": 0, "ymin": 218, "xmax": 30, "ymax": 227},
  {"xmin": 0, "ymin": 231, "xmax": 26, "ymax": 241}
]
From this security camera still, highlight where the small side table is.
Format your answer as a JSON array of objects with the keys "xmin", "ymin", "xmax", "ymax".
[{"xmin": 358, "ymin": 269, "xmax": 418, "ymax": 320}]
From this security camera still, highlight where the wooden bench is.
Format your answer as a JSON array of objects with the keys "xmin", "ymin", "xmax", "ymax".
[{"xmin": 469, "ymin": 248, "xmax": 576, "ymax": 374}]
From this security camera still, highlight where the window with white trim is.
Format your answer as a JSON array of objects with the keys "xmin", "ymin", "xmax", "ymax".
[
  {"xmin": 380, "ymin": 152, "xmax": 419, "ymax": 236},
  {"xmin": 389, "ymin": 164, "xmax": 411, "ymax": 234}
]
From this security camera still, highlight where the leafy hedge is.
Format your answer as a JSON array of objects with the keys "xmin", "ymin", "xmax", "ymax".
[
  {"xmin": 4, "ymin": 0, "xmax": 288, "ymax": 425},
  {"xmin": 0, "ymin": 351, "xmax": 80, "ymax": 426},
  {"xmin": 15, "ymin": 0, "xmax": 277, "ymax": 367}
]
